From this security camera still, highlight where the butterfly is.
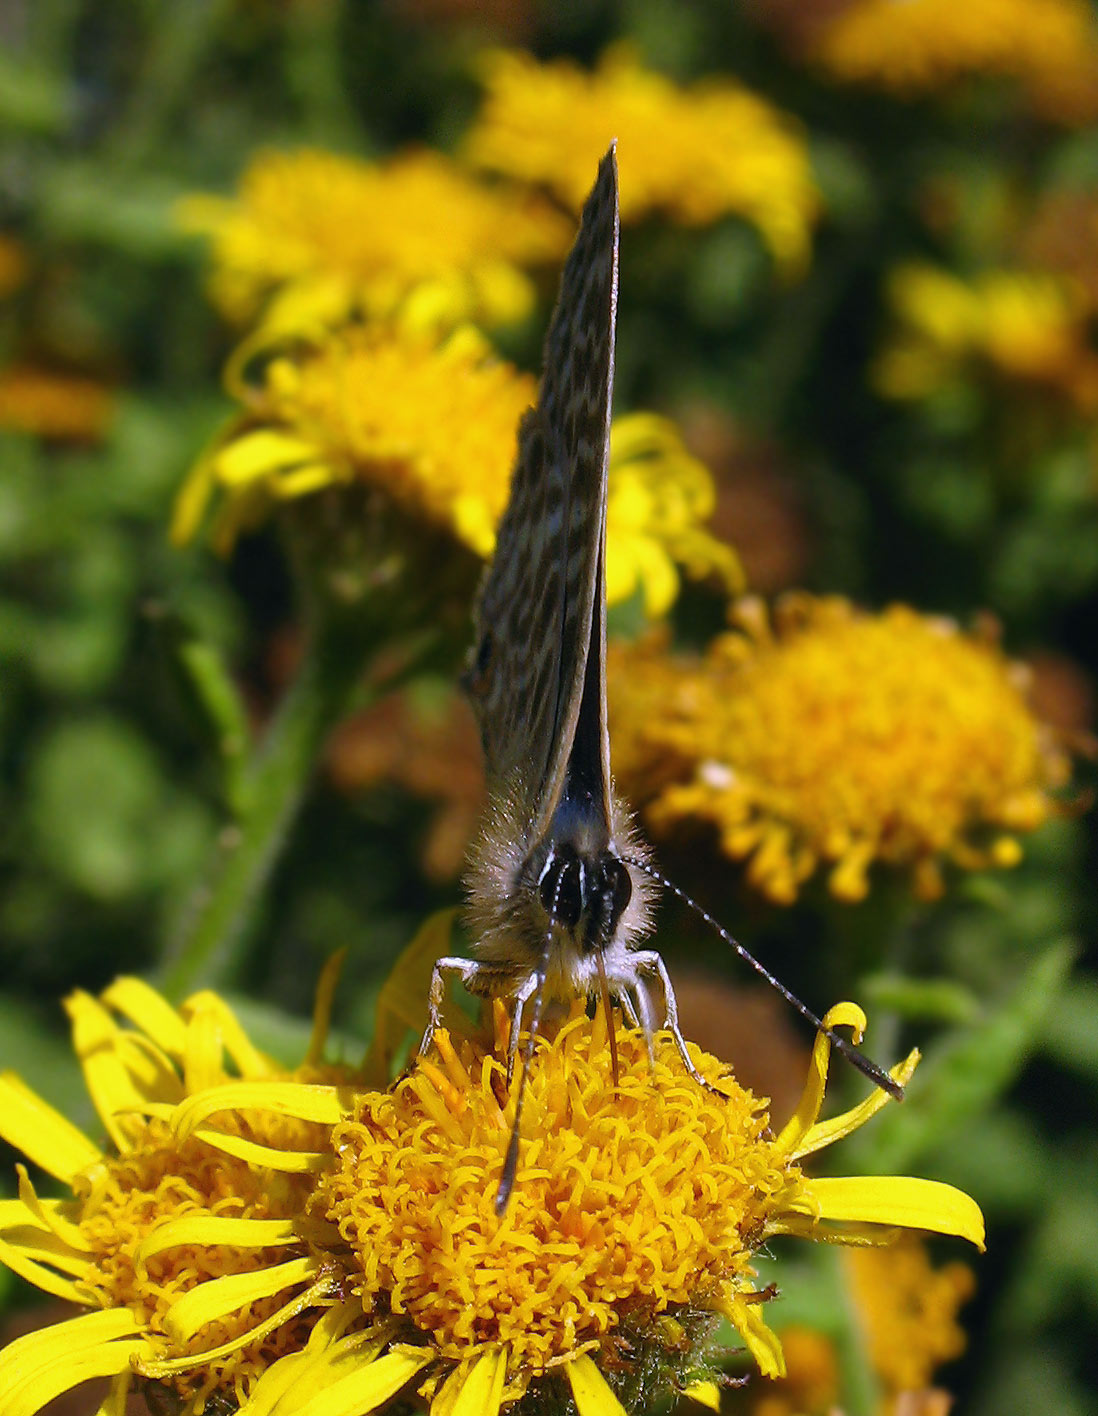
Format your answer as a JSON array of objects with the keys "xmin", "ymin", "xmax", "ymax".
[{"xmin": 419, "ymin": 144, "xmax": 901, "ymax": 1211}]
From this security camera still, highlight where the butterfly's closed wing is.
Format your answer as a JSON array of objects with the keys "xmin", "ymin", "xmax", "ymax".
[{"xmin": 467, "ymin": 145, "xmax": 619, "ymax": 848}]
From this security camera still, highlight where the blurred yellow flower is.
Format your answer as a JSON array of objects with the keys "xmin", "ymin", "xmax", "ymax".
[
  {"xmin": 0, "ymin": 960, "xmax": 351, "ymax": 1415},
  {"xmin": 154, "ymin": 977, "xmax": 980, "ymax": 1414},
  {"xmin": 173, "ymin": 323, "xmax": 741, "ymax": 615},
  {"xmin": 846, "ymin": 1239, "xmax": 975, "ymax": 1403},
  {"xmin": 179, "ymin": 147, "xmax": 572, "ymax": 333},
  {"xmin": 610, "ymin": 597, "xmax": 1071, "ymax": 904},
  {"xmin": 812, "ymin": 0, "xmax": 1098, "ymax": 123},
  {"xmin": 463, "ymin": 47, "xmax": 818, "ymax": 274},
  {"xmin": 0, "ymin": 364, "xmax": 115, "ymax": 442},
  {"xmin": 750, "ymin": 1240, "xmax": 973, "ymax": 1415},
  {"xmin": 874, "ymin": 262, "xmax": 1098, "ymax": 409}
]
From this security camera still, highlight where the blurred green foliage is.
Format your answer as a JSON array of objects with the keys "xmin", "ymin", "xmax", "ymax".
[{"xmin": 1, "ymin": 3, "xmax": 1097, "ymax": 1415}]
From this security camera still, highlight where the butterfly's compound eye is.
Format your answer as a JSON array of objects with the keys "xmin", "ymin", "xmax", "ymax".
[{"xmin": 605, "ymin": 856, "xmax": 633, "ymax": 931}]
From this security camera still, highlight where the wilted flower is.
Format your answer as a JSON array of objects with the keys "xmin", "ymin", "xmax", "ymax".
[
  {"xmin": 0, "ymin": 961, "xmax": 352, "ymax": 1413},
  {"xmin": 173, "ymin": 321, "xmax": 741, "ymax": 615},
  {"xmin": 609, "ymin": 597, "xmax": 1072, "ymax": 904},
  {"xmin": 810, "ymin": 0, "xmax": 1098, "ymax": 124},
  {"xmin": 179, "ymin": 147, "xmax": 572, "ymax": 333},
  {"xmin": 463, "ymin": 47, "xmax": 818, "ymax": 274}
]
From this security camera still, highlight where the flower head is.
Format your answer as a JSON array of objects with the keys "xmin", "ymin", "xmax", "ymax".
[
  {"xmin": 146, "ymin": 948, "xmax": 981, "ymax": 1416},
  {"xmin": 610, "ymin": 597, "xmax": 1072, "ymax": 904},
  {"xmin": 173, "ymin": 322, "xmax": 741, "ymax": 615},
  {"xmin": 0, "ymin": 962, "xmax": 352, "ymax": 1415},
  {"xmin": 811, "ymin": 0, "xmax": 1098, "ymax": 124},
  {"xmin": 873, "ymin": 262, "xmax": 1098, "ymax": 410},
  {"xmin": 463, "ymin": 47, "xmax": 818, "ymax": 274},
  {"xmin": 844, "ymin": 1239, "xmax": 975, "ymax": 1401},
  {"xmin": 179, "ymin": 147, "xmax": 572, "ymax": 333}
]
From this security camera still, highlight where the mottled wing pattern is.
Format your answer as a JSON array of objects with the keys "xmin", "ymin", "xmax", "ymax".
[{"xmin": 467, "ymin": 144, "xmax": 619, "ymax": 842}]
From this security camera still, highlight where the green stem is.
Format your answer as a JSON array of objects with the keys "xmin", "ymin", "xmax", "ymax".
[{"xmin": 157, "ymin": 611, "xmax": 370, "ymax": 997}]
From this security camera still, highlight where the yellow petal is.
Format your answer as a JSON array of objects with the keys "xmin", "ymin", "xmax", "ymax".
[
  {"xmin": 136, "ymin": 1214, "xmax": 300, "ymax": 1264},
  {"xmin": 306, "ymin": 949, "xmax": 347, "ymax": 1065},
  {"xmin": 100, "ymin": 978, "xmax": 187, "ymax": 1060},
  {"xmin": 92, "ymin": 1370, "xmax": 132, "ymax": 1416},
  {"xmin": 720, "ymin": 1296, "xmax": 786, "ymax": 1380},
  {"xmin": 808, "ymin": 1176, "xmax": 986, "ymax": 1249},
  {"xmin": 681, "ymin": 1380, "xmax": 722, "ymax": 1411},
  {"xmin": 181, "ymin": 990, "xmax": 277, "ymax": 1079},
  {"xmin": 140, "ymin": 1275, "xmax": 331, "ymax": 1377},
  {"xmin": 0, "ymin": 1233, "xmax": 86, "ymax": 1303},
  {"xmin": 450, "ymin": 1348, "xmax": 508, "ymax": 1416},
  {"xmin": 0, "ymin": 1309, "xmax": 147, "ymax": 1416},
  {"xmin": 566, "ymin": 1354, "xmax": 627, "ymax": 1416},
  {"xmin": 238, "ymin": 1352, "xmax": 311, "ymax": 1416},
  {"xmin": 64, "ymin": 993, "xmax": 149, "ymax": 1149},
  {"xmin": 171, "ymin": 1081, "xmax": 349, "ymax": 1140},
  {"xmin": 164, "ymin": 1255, "xmax": 320, "ymax": 1342},
  {"xmin": 294, "ymin": 1349, "xmax": 433, "ymax": 1416},
  {"xmin": 15, "ymin": 1166, "xmax": 90, "ymax": 1251},
  {"xmin": 789, "ymin": 1048, "xmax": 920, "ymax": 1161},
  {"xmin": 774, "ymin": 1002, "xmax": 868, "ymax": 1156},
  {"xmin": 213, "ymin": 429, "xmax": 324, "ymax": 486},
  {"xmin": 362, "ymin": 909, "xmax": 459, "ymax": 1086},
  {"xmin": 181, "ymin": 1126, "xmax": 328, "ymax": 1172},
  {"xmin": 237, "ymin": 1307, "xmax": 378, "ymax": 1414},
  {"xmin": 0, "ymin": 1072, "xmax": 100, "ymax": 1182}
]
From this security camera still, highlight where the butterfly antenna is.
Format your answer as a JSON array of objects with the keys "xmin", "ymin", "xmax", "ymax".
[
  {"xmin": 496, "ymin": 922, "xmax": 557, "ymax": 1216},
  {"xmin": 622, "ymin": 858, "xmax": 904, "ymax": 1102}
]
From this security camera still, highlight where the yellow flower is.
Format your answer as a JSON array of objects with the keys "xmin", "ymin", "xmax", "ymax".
[
  {"xmin": 179, "ymin": 147, "xmax": 572, "ymax": 333},
  {"xmin": 0, "ymin": 364, "xmax": 115, "ymax": 442},
  {"xmin": 811, "ymin": 0, "xmax": 1098, "ymax": 124},
  {"xmin": 873, "ymin": 262, "xmax": 1098, "ymax": 409},
  {"xmin": 463, "ymin": 47, "xmax": 818, "ymax": 274},
  {"xmin": 0, "ymin": 959, "xmax": 352, "ymax": 1415},
  {"xmin": 749, "ymin": 1240, "xmax": 974, "ymax": 1415},
  {"xmin": 146, "ymin": 965, "xmax": 981, "ymax": 1416},
  {"xmin": 610, "ymin": 597, "xmax": 1071, "ymax": 904},
  {"xmin": 172, "ymin": 322, "xmax": 741, "ymax": 615},
  {"xmin": 845, "ymin": 1239, "xmax": 975, "ymax": 1402}
]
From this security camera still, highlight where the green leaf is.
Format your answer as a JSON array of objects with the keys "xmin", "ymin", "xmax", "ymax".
[
  {"xmin": 1038, "ymin": 977, "xmax": 1098, "ymax": 1079},
  {"xmin": 861, "ymin": 973, "xmax": 981, "ymax": 1025},
  {"xmin": 847, "ymin": 940, "xmax": 1076, "ymax": 1173}
]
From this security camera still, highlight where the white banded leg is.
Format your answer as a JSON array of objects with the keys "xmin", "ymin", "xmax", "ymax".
[
  {"xmin": 417, "ymin": 957, "xmax": 485, "ymax": 1060},
  {"xmin": 630, "ymin": 951, "xmax": 728, "ymax": 1097}
]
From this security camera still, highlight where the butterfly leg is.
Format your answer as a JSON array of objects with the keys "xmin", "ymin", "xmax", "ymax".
[
  {"xmin": 630, "ymin": 951, "xmax": 728, "ymax": 1098},
  {"xmin": 417, "ymin": 957, "xmax": 486, "ymax": 1061},
  {"xmin": 624, "ymin": 979, "xmax": 657, "ymax": 1068}
]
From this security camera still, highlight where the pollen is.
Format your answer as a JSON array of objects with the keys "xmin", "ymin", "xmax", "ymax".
[{"xmin": 320, "ymin": 1009, "xmax": 787, "ymax": 1377}]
